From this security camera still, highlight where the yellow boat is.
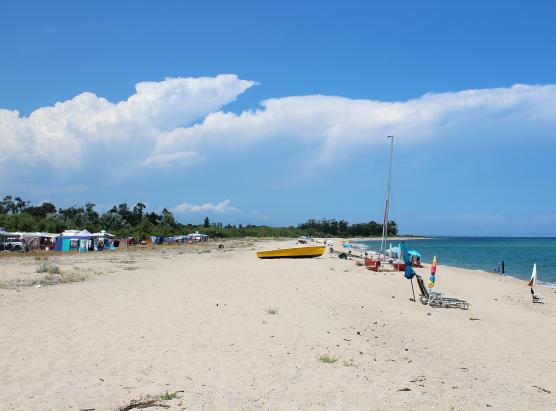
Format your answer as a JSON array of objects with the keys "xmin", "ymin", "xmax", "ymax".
[{"xmin": 256, "ymin": 245, "xmax": 326, "ymax": 259}]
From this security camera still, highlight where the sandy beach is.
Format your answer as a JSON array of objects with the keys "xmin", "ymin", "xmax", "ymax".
[{"xmin": 1, "ymin": 239, "xmax": 555, "ymax": 410}]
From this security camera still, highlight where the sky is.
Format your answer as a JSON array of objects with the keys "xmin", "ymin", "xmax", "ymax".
[{"xmin": 1, "ymin": 0, "xmax": 555, "ymax": 236}]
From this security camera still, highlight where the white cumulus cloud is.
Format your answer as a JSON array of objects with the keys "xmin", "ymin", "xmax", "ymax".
[
  {"xmin": 142, "ymin": 151, "xmax": 203, "ymax": 167},
  {"xmin": 152, "ymin": 84, "xmax": 556, "ymax": 164},
  {"xmin": 172, "ymin": 199, "xmax": 239, "ymax": 214},
  {"xmin": 0, "ymin": 74, "xmax": 255, "ymax": 173},
  {"xmin": 1, "ymin": 77, "xmax": 555, "ymax": 185}
]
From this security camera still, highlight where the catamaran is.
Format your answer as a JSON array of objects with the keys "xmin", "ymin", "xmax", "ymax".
[
  {"xmin": 380, "ymin": 135, "xmax": 394, "ymax": 254},
  {"xmin": 365, "ymin": 136, "xmax": 395, "ymax": 271}
]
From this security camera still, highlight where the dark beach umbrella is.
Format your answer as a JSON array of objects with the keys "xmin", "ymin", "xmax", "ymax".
[{"xmin": 402, "ymin": 242, "xmax": 417, "ymax": 301}]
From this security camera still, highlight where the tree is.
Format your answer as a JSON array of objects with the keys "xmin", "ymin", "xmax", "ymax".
[
  {"xmin": 84, "ymin": 203, "xmax": 99, "ymax": 225},
  {"xmin": 99, "ymin": 212, "xmax": 128, "ymax": 231},
  {"xmin": 161, "ymin": 208, "xmax": 177, "ymax": 226},
  {"xmin": 132, "ymin": 219, "xmax": 155, "ymax": 239},
  {"xmin": 43, "ymin": 213, "xmax": 68, "ymax": 233},
  {"xmin": 204, "ymin": 216, "xmax": 210, "ymax": 228},
  {"xmin": 23, "ymin": 202, "xmax": 56, "ymax": 219},
  {"xmin": 2, "ymin": 196, "xmax": 16, "ymax": 214},
  {"xmin": 11, "ymin": 213, "xmax": 35, "ymax": 231},
  {"xmin": 59, "ymin": 206, "xmax": 85, "ymax": 221},
  {"xmin": 145, "ymin": 212, "xmax": 161, "ymax": 225},
  {"xmin": 130, "ymin": 202, "xmax": 147, "ymax": 226},
  {"xmin": 14, "ymin": 197, "xmax": 29, "ymax": 213}
]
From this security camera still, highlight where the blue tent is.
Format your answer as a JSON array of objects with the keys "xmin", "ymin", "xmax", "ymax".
[
  {"xmin": 54, "ymin": 236, "xmax": 77, "ymax": 251},
  {"xmin": 53, "ymin": 230, "xmax": 93, "ymax": 252}
]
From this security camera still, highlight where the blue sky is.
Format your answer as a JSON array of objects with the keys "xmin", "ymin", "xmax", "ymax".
[{"xmin": 1, "ymin": 0, "xmax": 555, "ymax": 236}]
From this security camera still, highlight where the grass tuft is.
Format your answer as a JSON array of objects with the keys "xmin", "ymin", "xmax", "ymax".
[
  {"xmin": 159, "ymin": 390, "xmax": 180, "ymax": 400},
  {"xmin": 61, "ymin": 271, "xmax": 86, "ymax": 283},
  {"xmin": 36, "ymin": 263, "xmax": 61, "ymax": 274},
  {"xmin": 319, "ymin": 354, "xmax": 338, "ymax": 364},
  {"xmin": 343, "ymin": 358, "xmax": 358, "ymax": 367},
  {"xmin": 267, "ymin": 307, "xmax": 278, "ymax": 315}
]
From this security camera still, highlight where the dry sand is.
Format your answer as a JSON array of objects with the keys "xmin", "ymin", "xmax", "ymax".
[{"xmin": 0, "ymin": 239, "xmax": 555, "ymax": 410}]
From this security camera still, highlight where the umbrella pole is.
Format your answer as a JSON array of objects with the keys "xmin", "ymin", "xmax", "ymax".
[{"xmin": 410, "ymin": 278, "xmax": 416, "ymax": 302}]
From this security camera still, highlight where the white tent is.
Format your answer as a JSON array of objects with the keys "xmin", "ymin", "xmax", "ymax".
[
  {"xmin": 92, "ymin": 230, "xmax": 115, "ymax": 238},
  {"xmin": 76, "ymin": 229, "xmax": 93, "ymax": 238}
]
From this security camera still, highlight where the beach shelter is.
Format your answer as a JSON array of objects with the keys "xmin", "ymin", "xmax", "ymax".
[
  {"xmin": 92, "ymin": 230, "xmax": 115, "ymax": 239},
  {"xmin": 54, "ymin": 235, "xmax": 77, "ymax": 251},
  {"xmin": 53, "ymin": 230, "xmax": 93, "ymax": 252},
  {"xmin": 75, "ymin": 230, "xmax": 92, "ymax": 251},
  {"xmin": 76, "ymin": 229, "xmax": 93, "ymax": 238}
]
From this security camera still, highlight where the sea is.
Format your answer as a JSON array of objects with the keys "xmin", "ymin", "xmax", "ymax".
[{"xmin": 353, "ymin": 237, "xmax": 556, "ymax": 288}]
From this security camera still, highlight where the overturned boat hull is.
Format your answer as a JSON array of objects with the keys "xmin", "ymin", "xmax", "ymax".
[
  {"xmin": 393, "ymin": 261, "xmax": 406, "ymax": 271},
  {"xmin": 364, "ymin": 258, "xmax": 381, "ymax": 271},
  {"xmin": 257, "ymin": 246, "xmax": 326, "ymax": 259}
]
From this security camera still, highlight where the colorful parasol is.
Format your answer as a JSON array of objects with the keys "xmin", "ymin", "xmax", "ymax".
[{"xmin": 428, "ymin": 255, "xmax": 437, "ymax": 288}]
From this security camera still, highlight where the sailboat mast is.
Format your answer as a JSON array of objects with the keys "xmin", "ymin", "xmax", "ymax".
[{"xmin": 380, "ymin": 135, "xmax": 394, "ymax": 253}]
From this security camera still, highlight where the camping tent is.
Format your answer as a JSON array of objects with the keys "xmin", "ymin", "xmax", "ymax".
[
  {"xmin": 92, "ymin": 230, "xmax": 115, "ymax": 239},
  {"xmin": 54, "ymin": 230, "xmax": 93, "ymax": 252}
]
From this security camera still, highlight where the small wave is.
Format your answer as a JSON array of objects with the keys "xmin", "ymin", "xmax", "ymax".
[{"xmin": 539, "ymin": 281, "xmax": 556, "ymax": 289}]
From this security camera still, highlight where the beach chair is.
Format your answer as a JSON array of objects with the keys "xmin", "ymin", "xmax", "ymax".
[
  {"xmin": 415, "ymin": 275, "xmax": 470, "ymax": 310},
  {"xmin": 531, "ymin": 289, "xmax": 544, "ymax": 304}
]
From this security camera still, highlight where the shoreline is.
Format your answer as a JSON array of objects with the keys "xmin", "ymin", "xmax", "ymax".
[
  {"xmin": 348, "ymin": 239, "xmax": 556, "ymax": 289},
  {"xmin": 344, "ymin": 236, "xmax": 433, "ymax": 241}
]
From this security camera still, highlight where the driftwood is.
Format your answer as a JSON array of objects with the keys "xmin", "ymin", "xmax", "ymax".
[{"xmin": 116, "ymin": 397, "xmax": 169, "ymax": 411}]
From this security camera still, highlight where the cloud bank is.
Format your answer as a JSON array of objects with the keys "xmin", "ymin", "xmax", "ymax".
[
  {"xmin": 153, "ymin": 84, "xmax": 556, "ymax": 164},
  {"xmin": 1, "ymin": 75, "xmax": 555, "ymax": 179}
]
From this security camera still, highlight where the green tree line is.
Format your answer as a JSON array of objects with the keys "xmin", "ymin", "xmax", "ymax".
[
  {"xmin": 297, "ymin": 218, "xmax": 397, "ymax": 237},
  {"xmin": 0, "ymin": 195, "xmax": 397, "ymax": 239}
]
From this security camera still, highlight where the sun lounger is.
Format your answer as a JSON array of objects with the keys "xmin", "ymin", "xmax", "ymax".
[
  {"xmin": 416, "ymin": 275, "xmax": 470, "ymax": 310},
  {"xmin": 532, "ymin": 294, "xmax": 544, "ymax": 303},
  {"xmin": 531, "ymin": 289, "xmax": 544, "ymax": 304}
]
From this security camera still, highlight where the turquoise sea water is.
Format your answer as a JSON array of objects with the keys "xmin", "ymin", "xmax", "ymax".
[{"xmin": 353, "ymin": 237, "xmax": 556, "ymax": 287}]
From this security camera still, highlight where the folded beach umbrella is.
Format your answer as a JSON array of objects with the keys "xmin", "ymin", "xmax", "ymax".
[
  {"xmin": 428, "ymin": 255, "xmax": 437, "ymax": 288},
  {"xmin": 401, "ymin": 242, "xmax": 416, "ymax": 280},
  {"xmin": 401, "ymin": 242, "xmax": 417, "ymax": 301},
  {"xmin": 528, "ymin": 263, "xmax": 537, "ymax": 289}
]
